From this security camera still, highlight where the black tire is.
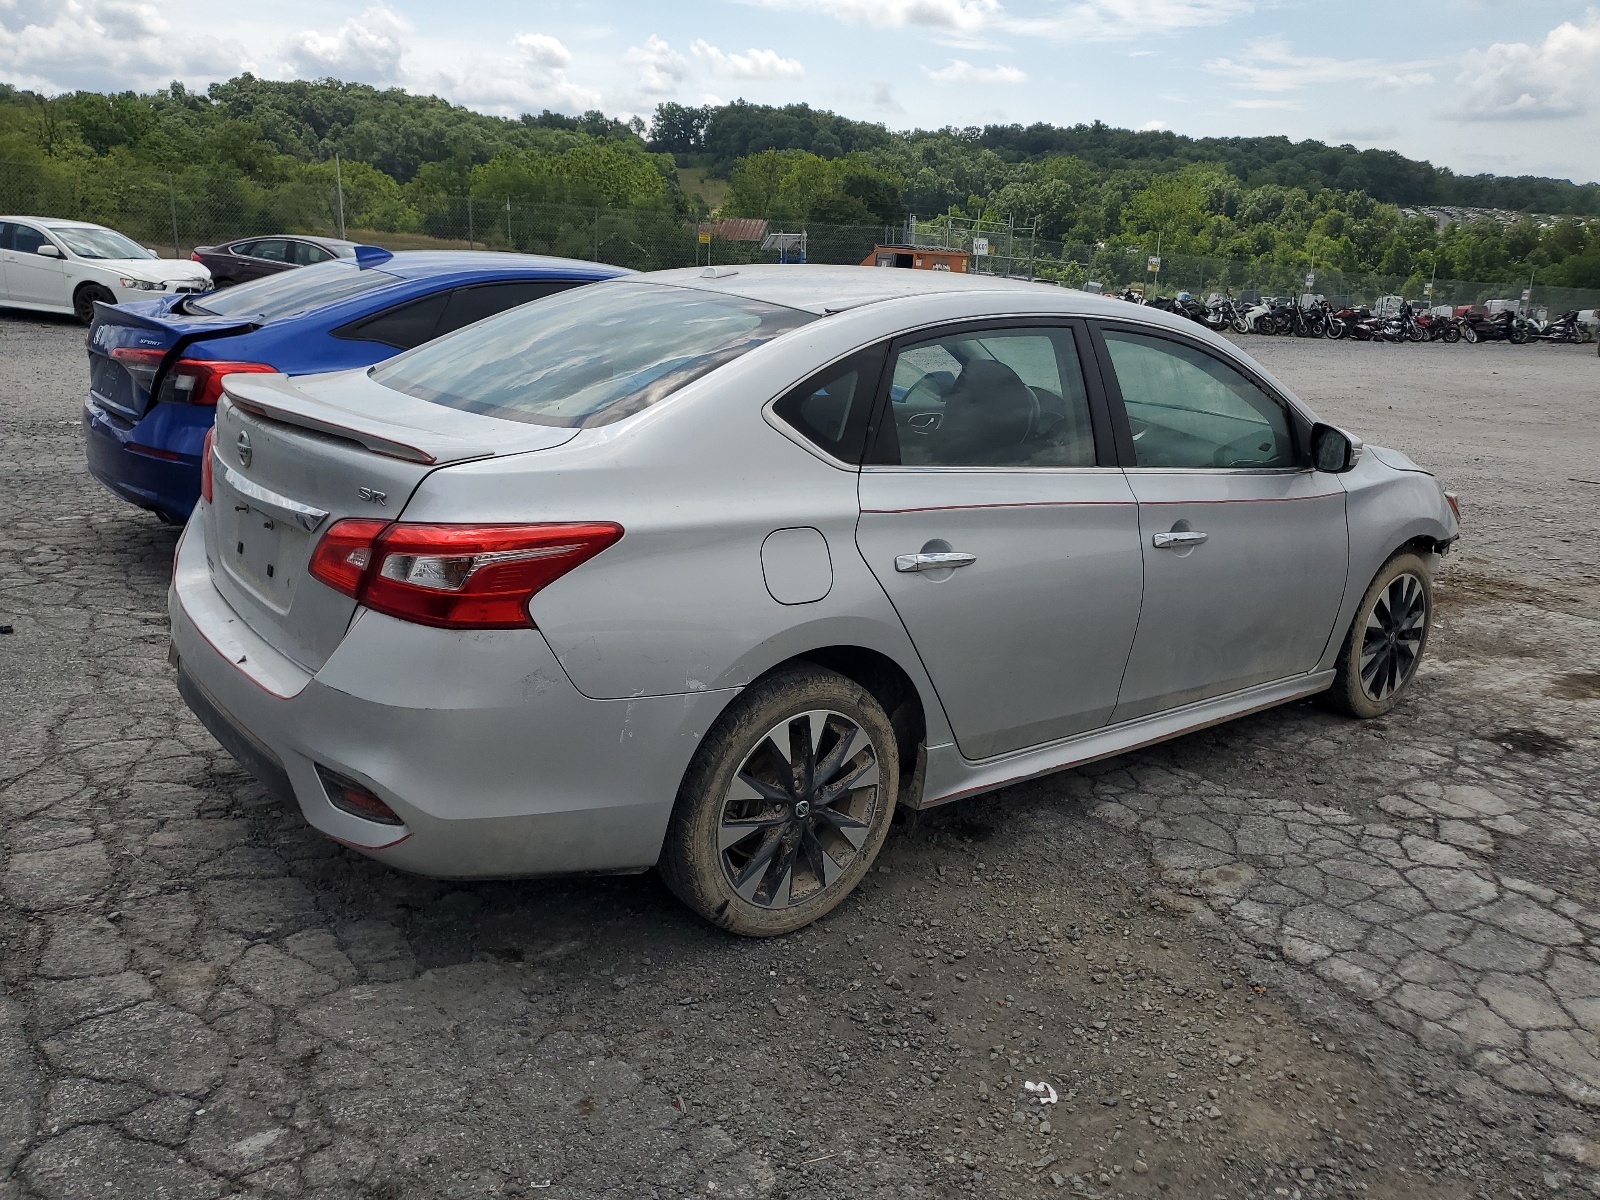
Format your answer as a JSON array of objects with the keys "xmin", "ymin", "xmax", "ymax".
[
  {"xmin": 658, "ymin": 665, "xmax": 899, "ymax": 936},
  {"xmin": 1324, "ymin": 318, "xmax": 1346, "ymax": 340},
  {"xmin": 73, "ymin": 283, "xmax": 115, "ymax": 324},
  {"xmin": 1509, "ymin": 325, "xmax": 1529, "ymax": 345},
  {"xmin": 1319, "ymin": 552, "xmax": 1433, "ymax": 719},
  {"xmin": 1462, "ymin": 324, "xmax": 1479, "ymax": 344},
  {"xmin": 1443, "ymin": 326, "xmax": 1460, "ymax": 343}
]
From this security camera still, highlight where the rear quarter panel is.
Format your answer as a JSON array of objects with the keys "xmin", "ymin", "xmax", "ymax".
[{"xmin": 395, "ymin": 306, "xmax": 971, "ymax": 749}]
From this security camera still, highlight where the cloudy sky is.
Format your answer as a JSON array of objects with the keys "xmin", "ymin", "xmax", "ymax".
[{"xmin": 4, "ymin": 0, "xmax": 1599, "ymax": 183}]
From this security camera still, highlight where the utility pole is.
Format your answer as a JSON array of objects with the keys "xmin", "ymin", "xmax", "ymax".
[
  {"xmin": 167, "ymin": 174, "xmax": 180, "ymax": 259},
  {"xmin": 334, "ymin": 154, "xmax": 346, "ymax": 240}
]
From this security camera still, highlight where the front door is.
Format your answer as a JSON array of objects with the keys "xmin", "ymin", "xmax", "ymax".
[
  {"xmin": 855, "ymin": 321, "xmax": 1145, "ymax": 761},
  {"xmin": 1093, "ymin": 325, "xmax": 1349, "ymax": 720}
]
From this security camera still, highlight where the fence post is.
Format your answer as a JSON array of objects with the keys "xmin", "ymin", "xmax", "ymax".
[
  {"xmin": 506, "ymin": 197, "xmax": 512, "ymax": 247},
  {"xmin": 594, "ymin": 207, "xmax": 599, "ymax": 262},
  {"xmin": 167, "ymin": 174, "xmax": 180, "ymax": 259},
  {"xmin": 467, "ymin": 196, "xmax": 474, "ymax": 249},
  {"xmin": 334, "ymin": 154, "xmax": 346, "ymax": 240}
]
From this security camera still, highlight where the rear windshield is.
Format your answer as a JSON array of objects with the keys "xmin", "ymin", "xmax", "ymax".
[
  {"xmin": 186, "ymin": 260, "xmax": 401, "ymax": 322},
  {"xmin": 369, "ymin": 280, "xmax": 814, "ymax": 428}
]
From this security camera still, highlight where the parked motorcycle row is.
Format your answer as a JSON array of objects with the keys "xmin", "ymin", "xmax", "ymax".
[{"xmin": 1127, "ymin": 289, "xmax": 1596, "ymax": 347}]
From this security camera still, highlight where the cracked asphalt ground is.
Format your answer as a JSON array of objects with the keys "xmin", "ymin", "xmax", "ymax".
[{"xmin": 2, "ymin": 313, "xmax": 1598, "ymax": 1200}]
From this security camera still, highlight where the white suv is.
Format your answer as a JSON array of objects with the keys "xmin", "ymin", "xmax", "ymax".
[{"xmin": 0, "ymin": 217, "xmax": 212, "ymax": 322}]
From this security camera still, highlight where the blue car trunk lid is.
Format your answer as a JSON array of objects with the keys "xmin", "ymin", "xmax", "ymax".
[{"xmin": 87, "ymin": 302, "xmax": 256, "ymax": 419}]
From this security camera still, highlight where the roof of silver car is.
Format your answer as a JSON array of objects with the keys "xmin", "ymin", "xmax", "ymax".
[{"xmin": 632, "ymin": 263, "xmax": 1172, "ymax": 322}]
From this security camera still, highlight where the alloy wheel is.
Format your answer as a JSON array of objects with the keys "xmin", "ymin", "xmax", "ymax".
[
  {"xmin": 718, "ymin": 709, "xmax": 882, "ymax": 909},
  {"xmin": 1359, "ymin": 572, "xmax": 1428, "ymax": 703}
]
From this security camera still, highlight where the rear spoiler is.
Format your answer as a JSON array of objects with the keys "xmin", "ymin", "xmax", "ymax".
[{"xmin": 222, "ymin": 373, "xmax": 497, "ymax": 466}]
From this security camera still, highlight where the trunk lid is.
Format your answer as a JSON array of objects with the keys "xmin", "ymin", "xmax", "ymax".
[
  {"xmin": 87, "ymin": 301, "xmax": 256, "ymax": 419},
  {"xmin": 205, "ymin": 370, "xmax": 580, "ymax": 671}
]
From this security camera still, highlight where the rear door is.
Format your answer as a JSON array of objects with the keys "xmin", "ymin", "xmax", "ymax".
[
  {"xmin": 854, "ymin": 320, "xmax": 1145, "ymax": 761},
  {"xmin": 1091, "ymin": 323, "xmax": 1348, "ymax": 720}
]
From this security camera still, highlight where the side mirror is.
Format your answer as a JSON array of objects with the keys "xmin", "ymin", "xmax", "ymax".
[
  {"xmin": 1311, "ymin": 423, "xmax": 1361, "ymax": 473},
  {"xmin": 36, "ymin": 243, "xmax": 62, "ymax": 258}
]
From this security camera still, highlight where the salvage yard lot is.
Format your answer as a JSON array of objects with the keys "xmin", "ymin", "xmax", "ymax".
[{"xmin": 2, "ymin": 314, "xmax": 1597, "ymax": 1200}]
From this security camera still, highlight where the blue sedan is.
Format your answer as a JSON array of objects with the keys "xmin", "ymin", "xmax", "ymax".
[{"xmin": 83, "ymin": 248, "xmax": 626, "ymax": 523}]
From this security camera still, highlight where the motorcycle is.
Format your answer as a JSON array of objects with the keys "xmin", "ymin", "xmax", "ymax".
[
  {"xmin": 1413, "ymin": 311, "xmax": 1462, "ymax": 343},
  {"xmin": 1204, "ymin": 295, "xmax": 1251, "ymax": 334},
  {"xmin": 1327, "ymin": 304, "xmax": 1378, "ymax": 340},
  {"xmin": 1457, "ymin": 309, "xmax": 1530, "ymax": 345},
  {"xmin": 1526, "ymin": 310, "xmax": 1587, "ymax": 343}
]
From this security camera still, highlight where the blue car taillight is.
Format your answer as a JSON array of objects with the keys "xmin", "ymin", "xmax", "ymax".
[{"xmin": 109, "ymin": 347, "xmax": 276, "ymax": 407}]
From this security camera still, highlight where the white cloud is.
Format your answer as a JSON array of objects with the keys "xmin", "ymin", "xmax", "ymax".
[
  {"xmin": 690, "ymin": 39, "xmax": 804, "ymax": 80},
  {"xmin": 432, "ymin": 34, "xmax": 600, "ymax": 116},
  {"xmin": 1206, "ymin": 38, "xmax": 1434, "ymax": 92},
  {"xmin": 0, "ymin": 0, "xmax": 249, "ymax": 92},
  {"xmin": 926, "ymin": 59, "xmax": 1026, "ymax": 84},
  {"xmin": 514, "ymin": 33, "xmax": 573, "ymax": 70},
  {"xmin": 1231, "ymin": 98, "xmax": 1300, "ymax": 109},
  {"xmin": 752, "ymin": 0, "xmax": 1250, "ymax": 40},
  {"xmin": 870, "ymin": 80, "xmax": 905, "ymax": 114},
  {"xmin": 1019, "ymin": 0, "xmax": 1252, "ymax": 40},
  {"xmin": 748, "ymin": 0, "xmax": 1001, "ymax": 35},
  {"xmin": 621, "ymin": 34, "xmax": 690, "ymax": 98},
  {"xmin": 282, "ymin": 4, "xmax": 409, "ymax": 84},
  {"xmin": 1138, "ymin": 119, "xmax": 1170, "ymax": 130},
  {"xmin": 1456, "ymin": 13, "xmax": 1600, "ymax": 120}
]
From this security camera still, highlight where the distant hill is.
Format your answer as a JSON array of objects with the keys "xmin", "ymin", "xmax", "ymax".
[{"xmin": 652, "ymin": 102, "xmax": 1600, "ymax": 217}]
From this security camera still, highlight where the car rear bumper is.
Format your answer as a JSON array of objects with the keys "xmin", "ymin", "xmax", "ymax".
[
  {"xmin": 83, "ymin": 396, "xmax": 206, "ymax": 523},
  {"xmin": 167, "ymin": 512, "xmax": 736, "ymax": 878}
]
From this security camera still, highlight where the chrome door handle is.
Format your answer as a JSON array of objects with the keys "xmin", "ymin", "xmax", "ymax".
[
  {"xmin": 1152, "ymin": 531, "xmax": 1208, "ymax": 549},
  {"xmin": 895, "ymin": 551, "xmax": 977, "ymax": 573}
]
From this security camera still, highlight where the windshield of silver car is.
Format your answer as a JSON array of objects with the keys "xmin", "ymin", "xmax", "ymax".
[
  {"xmin": 53, "ymin": 227, "xmax": 154, "ymax": 261},
  {"xmin": 185, "ymin": 261, "xmax": 402, "ymax": 321},
  {"xmin": 369, "ymin": 281, "xmax": 816, "ymax": 428}
]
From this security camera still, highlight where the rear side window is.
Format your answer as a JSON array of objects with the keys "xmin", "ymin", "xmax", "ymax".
[
  {"xmin": 772, "ymin": 347, "xmax": 886, "ymax": 464},
  {"xmin": 293, "ymin": 242, "xmax": 335, "ymax": 266},
  {"xmin": 246, "ymin": 239, "xmax": 292, "ymax": 263},
  {"xmin": 435, "ymin": 280, "xmax": 582, "ymax": 336},
  {"xmin": 871, "ymin": 325, "xmax": 1096, "ymax": 468},
  {"xmin": 333, "ymin": 292, "xmax": 451, "ymax": 350},
  {"xmin": 371, "ymin": 281, "xmax": 814, "ymax": 428},
  {"xmin": 186, "ymin": 261, "xmax": 402, "ymax": 322}
]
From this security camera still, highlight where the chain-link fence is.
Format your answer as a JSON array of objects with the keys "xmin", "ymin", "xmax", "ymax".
[{"xmin": 5, "ymin": 158, "xmax": 1597, "ymax": 314}]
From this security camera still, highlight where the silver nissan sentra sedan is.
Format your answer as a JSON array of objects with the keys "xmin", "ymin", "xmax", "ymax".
[{"xmin": 169, "ymin": 265, "xmax": 1460, "ymax": 935}]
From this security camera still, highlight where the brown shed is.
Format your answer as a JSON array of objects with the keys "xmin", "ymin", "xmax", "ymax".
[{"xmin": 860, "ymin": 244, "xmax": 970, "ymax": 272}]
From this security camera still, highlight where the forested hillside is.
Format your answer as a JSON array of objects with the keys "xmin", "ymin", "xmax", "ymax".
[{"xmin": 2, "ymin": 76, "xmax": 1597, "ymax": 290}]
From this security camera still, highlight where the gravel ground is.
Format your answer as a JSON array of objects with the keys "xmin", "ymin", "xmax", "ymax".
[{"xmin": 2, "ymin": 314, "xmax": 1598, "ymax": 1200}]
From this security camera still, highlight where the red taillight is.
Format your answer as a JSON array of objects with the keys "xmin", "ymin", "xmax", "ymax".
[
  {"xmin": 307, "ymin": 519, "xmax": 389, "ymax": 597},
  {"xmin": 167, "ymin": 359, "xmax": 278, "ymax": 406},
  {"xmin": 190, "ymin": 252, "xmax": 204, "ymax": 263},
  {"xmin": 109, "ymin": 348, "xmax": 276, "ymax": 407},
  {"xmin": 200, "ymin": 427, "xmax": 216, "ymax": 504},
  {"xmin": 1444, "ymin": 491, "xmax": 1461, "ymax": 523},
  {"xmin": 308, "ymin": 521, "xmax": 623, "ymax": 630}
]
